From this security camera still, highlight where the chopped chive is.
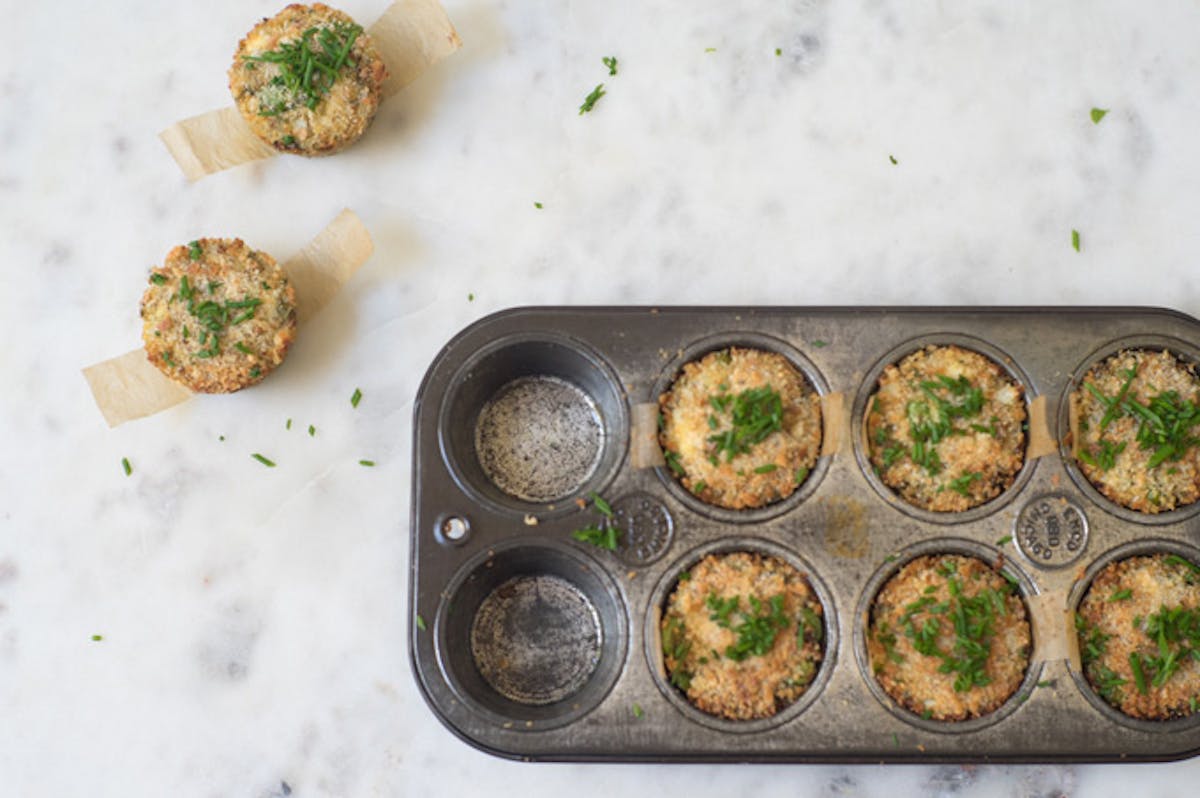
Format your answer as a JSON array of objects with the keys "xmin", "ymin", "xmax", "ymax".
[
  {"xmin": 889, "ymin": 154, "xmax": 899, "ymax": 165},
  {"xmin": 775, "ymin": 47, "xmax": 782, "ymax": 56},
  {"xmin": 234, "ymin": 342, "xmax": 252, "ymax": 355},
  {"xmin": 468, "ymin": 292, "xmax": 475, "ymax": 301},
  {"xmin": 1129, "ymin": 651, "xmax": 1148, "ymax": 694},
  {"xmin": 1090, "ymin": 107, "xmax": 1109, "ymax": 124},
  {"xmin": 359, "ymin": 459, "xmax": 375, "ymax": 467},
  {"xmin": 578, "ymin": 83, "xmax": 606, "ymax": 114},
  {"xmin": 91, "ymin": 634, "xmax": 103, "ymax": 641},
  {"xmin": 1037, "ymin": 680, "xmax": 1054, "ymax": 688},
  {"xmin": 995, "ymin": 535, "xmax": 1012, "ymax": 546},
  {"xmin": 251, "ymin": 453, "xmax": 276, "ymax": 467},
  {"xmin": 121, "ymin": 457, "xmax": 132, "ymax": 476},
  {"xmin": 794, "ymin": 466, "xmax": 809, "ymax": 485},
  {"xmin": 308, "ymin": 425, "xmax": 316, "ymax": 437},
  {"xmin": 351, "ymin": 388, "xmax": 363, "ymax": 408},
  {"xmin": 892, "ymin": 732, "xmax": 899, "ymax": 747},
  {"xmin": 590, "ymin": 492, "xmax": 614, "ymax": 517},
  {"xmin": 602, "ymin": 56, "xmax": 618, "ymax": 76},
  {"xmin": 705, "ymin": 47, "xmax": 716, "ymax": 53},
  {"xmin": 810, "ymin": 340, "xmax": 828, "ymax": 348},
  {"xmin": 187, "ymin": 240, "xmax": 202, "ymax": 260},
  {"xmin": 286, "ymin": 418, "xmax": 292, "ymax": 430},
  {"xmin": 250, "ymin": 367, "xmax": 261, "ymax": 378},
  {"xmin": 534, "ymin": 202, "xmax": 543, "ymax": 209},
  {"xmin": 1108, "ymin": 588, "xmax": 1133, "ymax": 602},
  {"xmin": 415, "ymin": 614, "xmax": 427, "ymax": 631},
  {"xmin": 632, "ymin": 703, "xmax": 643, "ymax": 718},
  {"xmin": 1072, "ymin": 229, "xmax": 1081, "ymax": 252},
  {"xmin": 207, "ymin": 280, "xmax": 222, "ymax": 294},
  {"xmin": 149, "ymin": 273, "xmax": 167, "ymax": 285},
  {"xmin": 218, "ymin": 435, "xmax": 225, "ymax": 441},
  {"xmin": 692, "ymin": 480, "xmax": 707, "ymax": 494},
  {"xmin": 753, "ymin": 463, "xmax": 778, "ymax": 474},
  {"xmin": 280, "ymin": 135, "xmax": 296, "ymax": 146}
]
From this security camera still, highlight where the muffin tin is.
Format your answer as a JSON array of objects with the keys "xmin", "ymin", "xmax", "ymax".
[{"xmin": 409, "ymin": 306, "xmax": 1200, "ymax": 762}]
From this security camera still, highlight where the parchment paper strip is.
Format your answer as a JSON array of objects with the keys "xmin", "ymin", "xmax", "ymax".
[
  {"xmin": 371, "ymin": 0, "xmax": 462, "ymax": 98},
  {"xmin": 159, "ymin": 107, "xmax": 276, "ymax": 182},
  {"xmin": 286, "ymin": 208, "xmax": 375, "ymax": 324},
  {"xmin": 1068, "ymin": 392, "xmax": 1081, "ymax": 459},
  {"xmin": 1027, "ymin": 590, "xmax": 1073, "ymax": 664},
  {"xmin": 83, "ymin": 209, "xmax": 373, "ymax": 428},
  {"xmin": 82, "ymin": 350, "xmax": 192, "ymax": 428},
  {"xmin": 1026, "ymin": 395, "xmax": 1057, "ymax": 460},
  {"xmin": 630, "ymin": 402, "xmax": 665, "ymax": 469},
  {"xmin": 159, "ymin": 0, "xmax": 461, "ymax": 181},
  {"xmin": 820, "ymin": 392, "xmax": 847, "ymax": 457}
]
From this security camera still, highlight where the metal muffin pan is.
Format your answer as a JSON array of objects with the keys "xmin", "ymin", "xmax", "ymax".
[{"xmin": 409, "ymin": 306, "xmax": 1200, "ymax": 762}]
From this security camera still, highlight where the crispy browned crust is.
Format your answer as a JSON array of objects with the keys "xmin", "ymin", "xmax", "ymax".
[
  {"xmin": 140, "ymin": 238, "xmax": 297, "ymax": 393},
  {"xmin": 658, "ymin": 347, "xmax": 822, "ymax": 510},
  {"xmin": 867, "ymin": 554, "xmax": 1031, "ymax": 721},
  {"xmin": 229, "ymin": 4, "xmax": 387, "ymax": 156},
  {"xmin": 1071, "ymin": 350, "xmax": 1200, "ymax": 513},
  {"xmin": 1077, "ymin": 554, "xmax": 1200, "ymax": 719},
  {"xmin": 661, "ymin": 552, "xmax": 825, "ymax": 720},
  {"xmin": 866, "ymin": 344, "xmax": 1026, "ymax": 512}
]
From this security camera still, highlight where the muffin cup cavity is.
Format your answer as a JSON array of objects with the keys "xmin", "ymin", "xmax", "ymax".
[
  {"xmin": 853, "ymin": 334, "xmax": 1038, "ymax": 525},
  {"xmin": 1059, "ymin": 336, "xmax": 1200, "ymax": 525},
  {"xmin": 434, "ymin": 540, "xmax": 628, "ymax": 730},
  {"xmin": 439, "ymin": 333, "xmax": 628, "ymax": 518},
  {"xmin": 1068, "ymin": 540, "xmax": 1200, "ymax": 733},
  {"xmin": 644, "ymin": 537, "xmax": 837, "ymax": 733},
  {"xmin": 854, "ymin": 538, "xmax": 1041, "ymax": 734},
  {"xmin": 651, "ymin": 333, "xmax": 831, "ymax": 525}
]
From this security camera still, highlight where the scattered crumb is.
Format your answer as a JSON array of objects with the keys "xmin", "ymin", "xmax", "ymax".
[{"xmin": 523, "ymin": 514, "xmax": 538, "ymax": 526}]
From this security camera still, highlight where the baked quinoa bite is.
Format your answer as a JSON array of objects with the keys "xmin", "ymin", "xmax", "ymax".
[
  {"xmin": 867, "ymin": 554, "xmax": 1031, "ymax": 721},
  {"xmin": 658, "ymin": 347, "xmax": 822, "ymax": 510},
  {"xmin": 1071, "ymin": 349, "xmax": 1200, "ymax": 514},
  {"xmin": 1076, "ymin": 554, "xmax": 1200, "ymax": 720},
  {"xmin": 229, "ymin": 4, "xmax": 388, "ymax": 156},
  {"xmin": 141, "ymin": 238, "xmax": 297, "ymax": 393},
  {"xmin": 866, "ymin": 345, "xmax": 1026, "ymax": 512},
  {"xmin": 661, "ymin": 551, "xmax": 825, "ymax": 721}
]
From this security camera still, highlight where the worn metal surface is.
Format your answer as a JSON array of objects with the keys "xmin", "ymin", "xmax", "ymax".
[{"xmin": 409, "ymin": 306, "xmax": 1200, "ymax": 762}]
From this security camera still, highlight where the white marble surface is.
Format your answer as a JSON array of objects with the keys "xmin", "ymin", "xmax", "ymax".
[{"xmin": 5, "ymin": 0, "xmax": 1200, "ymax": 794}]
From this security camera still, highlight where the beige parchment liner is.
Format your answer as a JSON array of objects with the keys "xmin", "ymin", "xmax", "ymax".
[
  {"xmin": 160, "ymin": 0, "xmax": 462, "ymax": 181},
  {"xmin": 1026, "ymin": 589, "xmax": 1076, "ymax": 666},
  {"xmin": 83, "ymin": 209, "xmax": 374, "ymax": 428},
  {"xmin": 1025, "ymin": 395, "xmax": 1056, "ymax": 460},
  {"xmin": 820, "ymin": 391, "xmax": 846, "ymax": 458},
  {"xmin": 630, "ymin": 402, "xmax": 666, "ymax": 469}
]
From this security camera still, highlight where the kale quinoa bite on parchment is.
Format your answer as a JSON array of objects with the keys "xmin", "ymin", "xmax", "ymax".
[
  {"xmin": 1071, "ymin": 349, "xmax": 1200, "ymax": 514},
  {"xmin": 660, "ymin": 551, "xmax": 825, "ymax": 721},
  {"xmin": 1076, "ymin": 553, "xmax": 1200, "ymax": 720},
  {"xmin": 867, "ymin": 554, "xmax": 1031, "ymax": 722},
  {"xmin": 658, "ymin": 347, "xmax": 822, "ymax": 510},
  {"xmin": 229, "ymin": 3, "xmax": 388, "ymax": 155},
  {"xmin": 866, "ymin": 344, "xmax": 1027, "ymax": 513},
  {"xmin": 141, "ymin": 238, "xmax": 297, "ymax": 393}
]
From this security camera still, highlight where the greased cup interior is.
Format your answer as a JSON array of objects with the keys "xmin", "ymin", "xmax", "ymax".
[
  {"xmin": 652, "ymin": 333, "xmax": 830, "ymax": 525},
  {"xmin": 644, "ymin": 538, "xmax": 837, "ymax": 733},
  {"xmin": 1059, "ymin": 335, "xmax": 1200, "ymax": 525},
  {"xmin": 439, "ymin": 333, "xmax": 628, "ymax": 518},
  {"xmin": 1068, "ymin": 540, "xmax": 1200, "ymax": 733},
  {"xmin": 435, "ymin": 539, "xmax": 628, "ymax": 730},
  {"xmin": 854, "ymin": 538, "xmax": 1040, "ymax": 734},
  {"xmin": 852, "ymin": 334, "xmax": 1037, "ymax": 525}
]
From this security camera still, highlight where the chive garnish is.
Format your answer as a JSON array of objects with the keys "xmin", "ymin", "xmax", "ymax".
[
  {"xmin": 415, "ymin": 614, "xmax": 427, "ymax": 631},
  {"xmin": 1108, "ymin": 588, "xmax": 1132, "ymax": 602},
  {"xmin": 706, "ymin": 383, "xmax": 784, "ymax": 461},
  {"xmin": 251, "ymin": 453, "xmax": 276, "ymax": 467},
  {"xmin": 250, "ymin": 367, "xmax": 261, "ymax": 378},
  {"xmin": 308, "ymin": 424, "xmax": 316, "ymax": 437},
  {"xmin": 794, "ymin": 466, "xmax": 809, "ymax": 485},
  {"xmin": 602, "ymin": 56, "xmax": 618, "ymax": 76},
  {"xmin": 235, "ymin": 342, "xmax": 252, "ymax": 355},
  {"xmin": 242, "ymin": 20, "xmax": 363, "ymax": 115},
  {"xmin": 280, "ymin": 135, "xmax": 296, "ymax": 147},
  {"xmin": 121, "ymin": 457, "xmax": 132, "ymax": 476},
  {"xmin": 1072, "ymin": 229, "xmax": 1081, "ymax": 252},
  {"xmin": 1129, "ymin": 651, "xmax": 1148, "ymax": 695},
  {"xmin": 91, "ymin": 634, "xmax": 103, "ymax": 642},
  {"xmin": 534, "ymin": 202, "xmax": 543, "ymax": 209},
  {"xmin": 468, "ymin": 293, "xmax": 475, "ymax": 301},
  {"xmin": 187, "ymin": 241, "xmax": 202, "ymax": 260},
  {"xmin": 579, "ymin": 83, "xmax": 606, "ymax": 114},
  {"xmin": 590, "ymin": 492, "xmax": 614, "ymax": 517},
  {"xmin": 775, "ymin": 47, "xmax": 782, "ymax": 56},
  {"xmin": 359, "ymin": 460, "xmax": 375, "ymax": 467},
  {"xmin": 753, "ymin": 463, "xmax": 778, "ymax": 474},
  {"xmin": 1090, "ymin": 107, "xmax": 1109, "ymax": 124},
  {"xmin": 692, "ymin": 480, "xmax": 707, "ymax": 494},
  {"xmin": 572, "ymin": 525, "xmax": 619, "ymax": 550},
  {"xmin": 996, "ymin": 535, "xmax": 1012, "ymax": 546},
  {"xmin": 889, "ymin": 154, "xmax": 898, "ymax": 165},
  {"xmin": 351, "ymin": 387, "xmax": 363, "ymax": 408},
  {"xmin": 286, "ymin": 418, "xmax": 292, "ymax": 430},
  {"xmin": 632, "ymin": 702, "xmax": 643, "ymax": 718},
  {"xmin": 150, "ymin": 273, "xmax": 167, "ymax": 285}
]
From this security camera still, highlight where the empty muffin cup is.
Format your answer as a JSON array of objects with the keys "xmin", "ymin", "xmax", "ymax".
[
  {"xmin": 439, "ymin": 333, "xmax": 628, "ymax": 516},
  {"xmin": 435, "ymin": 540, "xmax": 627, "ymax": 729}
]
